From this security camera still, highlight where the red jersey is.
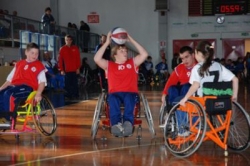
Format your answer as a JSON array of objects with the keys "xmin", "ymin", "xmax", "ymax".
[
  {"xmin": 162, "ymin": 63, "xmax": 193, "ymax": 95},
  {"xmin": 107, "ymin": 59, "xmax": 138, "ymax": 93},
  {"xmin": 11, "ymin": 60, "xmax": 45, "ymax": 90},
  {"xmin": 59, "ymin": 45, "xmax": 81, "ymax": 72}
]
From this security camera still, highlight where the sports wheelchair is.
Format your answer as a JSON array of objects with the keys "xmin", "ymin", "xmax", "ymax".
[
  {"xmin": 161, "ymin": 82, "xmax": 250, "ymax": 157},
  {"xmin": 91, "ymin": 91, "xmax": 155, "ymax": 141},
  {"xmin": 0, "ymin": 90, "xmax": 57, "ymax": 137}
]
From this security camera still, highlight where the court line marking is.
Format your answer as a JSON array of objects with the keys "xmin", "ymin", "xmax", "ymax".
[{"xmin": 9, "ymin": 141, "xmax": 162, "ymax": 166}]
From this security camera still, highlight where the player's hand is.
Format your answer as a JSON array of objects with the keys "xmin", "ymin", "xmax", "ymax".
[
  {"xmin": 179, "ymin": 97, "xmax": 187, "ymax": 106},
  {"xmin": 161, "ymin": 95, "xmax": 166, "ymax": 103},
  {"xmin": 106, "ymin": 31, "xmax": 112, "ymax": 45},
  {"xmin": 35, "ymin": 93, "xmax": 42, "ymax": 103}
]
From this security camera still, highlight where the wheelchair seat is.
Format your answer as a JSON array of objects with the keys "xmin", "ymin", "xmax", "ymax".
[
  {"xmin": 203, "ymin": 81, "xmax": 232, "ymax": 115},
  {"xmin": 91, "ymin": 92, "xmax": 155, "ymax": 141},
  {"xmin": 102, "ymin": 93, "xmax": 142, "ymax": 128}
]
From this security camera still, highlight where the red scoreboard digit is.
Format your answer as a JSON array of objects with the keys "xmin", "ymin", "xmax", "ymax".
[{"xmin": 215, "ymin": 1, "xmax": 247, "ymax": 15}]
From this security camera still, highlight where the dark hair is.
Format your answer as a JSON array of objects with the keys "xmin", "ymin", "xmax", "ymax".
[
  {"xmin": 101, "ymin": 34, "xmax": 107, "ymax": 38},
  {"xmin": 26, "ymin": 42, "xmax": 39, "ymax": 50},
  {"xmin": 196, "ymin": 41, "xmax": 214, "ymax": 77},
  {"xmin": 173, "ymin": 53, "xmax": 179, "ymax": 57},
  {"xmin": 179, "ymin": 46, "xmax": 193, "ymax": 54},
  {"xmin": 45, "ymin": 7, "xmax": 51, "ymax": 12},
  {"xmin": 82, "ymin": 57, "xmax": 88, "ymax": 64},
  {"xmin": 67, "ymin": 22, "xmax": 72, "ymax": 27},
  {"xmin": 246, "ymin": 52, "xmax": 250, "ymax": 58},
  {"xmin": 65, "ymin": 34, "xmax": 73, "ymax": 40}
]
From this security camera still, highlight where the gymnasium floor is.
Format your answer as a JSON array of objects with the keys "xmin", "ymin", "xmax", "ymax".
[{"xmin": 0, "ymin": 81, "xmax": 250, "ymax": 166}]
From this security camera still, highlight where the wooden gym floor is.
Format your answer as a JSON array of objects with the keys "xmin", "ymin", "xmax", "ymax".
[{"xmin": 0, "ymin": 81, "xmax": 250, "ymax": 166}]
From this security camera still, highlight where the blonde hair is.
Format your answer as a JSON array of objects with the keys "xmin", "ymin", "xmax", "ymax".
[{"xmin": 111, "ymin": 45, "xmax": 127, "ymax": 61}]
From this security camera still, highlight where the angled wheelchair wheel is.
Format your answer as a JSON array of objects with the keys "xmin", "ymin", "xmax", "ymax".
[
  {"xmin": 159, "ymin": 96, "xmax": 173, "ymax": 126},
  {"xmin": 31, "ymin": 95, "xmax": 57, "ymax": 136},
  {"xmin": 91, "ymin": 92, "xmax": 105, "ymax": 140},
  {"xmin": 226, "ymin": 101, "xmax": 250, "ymax": 151},
  {"xmin": 164, "ymin": 99, "xmax": 207, "ymax": 157},
  {"xmin": 78, "ymin": 75, "xmax": 87, "ymax": 91},
  {"xmin": 159, "ymin": 100, "xmax": 168, "ymax": 126},
  {"xmin": 141, "ymin": 93, "xmax": 156, "ymax": 138}
]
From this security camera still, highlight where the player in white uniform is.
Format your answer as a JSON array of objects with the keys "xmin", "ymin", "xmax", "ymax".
[{"xmin": 179, "ymin": 40, "xmax": 238, "ymax": 106}]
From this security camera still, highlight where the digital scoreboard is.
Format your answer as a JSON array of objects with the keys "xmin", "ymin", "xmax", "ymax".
[
  {"xmin": 214, "ymin": 1, "xmax": 246, "ymax": 15},
  {"xmin": 189, "ymin": 0, "xmax": 250, "ymax": 16}
]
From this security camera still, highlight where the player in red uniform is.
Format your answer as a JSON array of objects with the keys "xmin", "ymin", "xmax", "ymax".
[
  {"xmin": 94, "ymin": 31, "xmax": 148, "ymax": 137},
  {"xmin": 161, "ymin": 46, "xmax": 196, "ymax": 104},
  {"xmin": 0, "ymin": 43, "xmax": 47, "ymax": 127}
]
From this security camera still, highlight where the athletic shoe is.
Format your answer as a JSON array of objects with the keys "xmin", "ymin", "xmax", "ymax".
[
  {"xmin": 111, "ymin": 123, "xmax": 124, "ymax": 137},
  {"xmin": 178, "ymin": 131, "xmax": 190, "ymax": 137},
  {"xmin": 0, "ymin": 118, "xmax": 11, "ymax": 128},
  {"xmin": 123, "ymin": 121, "xmax": 133, "ymax": 137}
]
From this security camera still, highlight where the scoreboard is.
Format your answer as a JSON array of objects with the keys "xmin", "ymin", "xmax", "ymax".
[{"xmin": 189, "ymin": 0, "xmax": 250, "ymax": 16}]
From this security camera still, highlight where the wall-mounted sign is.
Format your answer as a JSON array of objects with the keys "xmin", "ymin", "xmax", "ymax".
[{"xmin": 87, "ymin": 14, "xmax": 99, "ymax": 23}]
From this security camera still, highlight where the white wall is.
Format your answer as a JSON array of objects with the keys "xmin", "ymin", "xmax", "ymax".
[{"xmin": 57, "ymin": 0, "xmax": 159, "ymax": 64}]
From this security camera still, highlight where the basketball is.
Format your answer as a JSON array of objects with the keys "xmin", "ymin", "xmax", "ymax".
[{"xmin": 111, "ymin": 27, "xmax": 128, "ymax": 45}]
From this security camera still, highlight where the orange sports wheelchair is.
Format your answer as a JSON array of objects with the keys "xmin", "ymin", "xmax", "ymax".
[
  {"xmin": 0, "ymin": 89, "xmax": 57, "ymax": 138},
  {"xmin": 91, "ymin": 91, "xmax": 155, "ymax": 142},
  {"xmin": 161, "ymin": 82, "xmax": 250, "ymax": 157}
]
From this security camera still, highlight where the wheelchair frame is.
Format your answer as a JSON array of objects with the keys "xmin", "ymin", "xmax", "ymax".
[
  {"xmin": 162, "ymin": 96, "xmax": 250, "ymax": 157},
  {"xmin": 0, "ymin": 91, "xmax": 57, "ymax": 137},
  {"xmin": 91, "ymin": 92, "xmax": 156, "ymax": 141}
]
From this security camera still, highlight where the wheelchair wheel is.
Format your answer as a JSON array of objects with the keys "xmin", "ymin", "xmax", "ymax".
[
  {"xmin": 164, "ymin": 99, "xmax": 207, "ymax": 157},
  {"xmin": 222, "ymin": 101, "xmax": 250, "ymax": 151},
  {"xmin": 159, "ymin": 100, "xmax": 168, "ymax": 126},
  {"xmin": 91, "ymin": 92, "xmax": 105, "ymax": 140},
  {"xmin": 159, "ymin": 96, "xmax": 173, "ymax": 126},
  {"xmin": 78, "ymin": 75, "xmax": 87, "ymax": 91},
  {"xmin": 141, "ymin": 93, "xmax": 156, "ymax": 138},
  {"xmin": 31, "ymin": 95, "xmax": 57, "ymax": 136}
]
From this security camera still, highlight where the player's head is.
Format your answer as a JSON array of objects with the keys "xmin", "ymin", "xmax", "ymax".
[
  {"xmin": 111, "ymin": 44, "xmax": 128, "ymax": 62},
  {"xmin": 195, "ymin": 41, "xmax": 214, "ymax": 63},
  {"xmin": 25, "ymin": 42, "xmax": 39, "ymax": 62},
  {"xmin": 195, "ymin": 40, "xmax": 214, "ymax": 77},
  {"xmin": 179, "ymin": 46, "xmax": 195, "ymax": 69}
]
